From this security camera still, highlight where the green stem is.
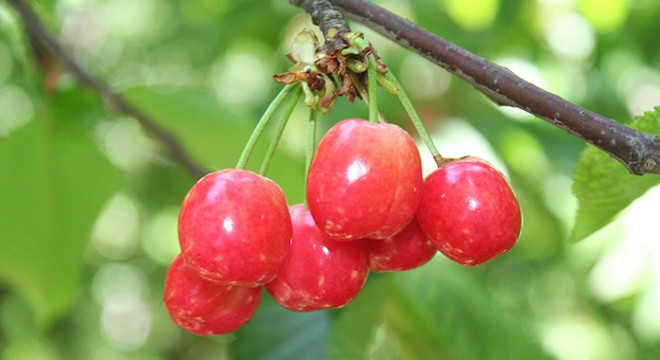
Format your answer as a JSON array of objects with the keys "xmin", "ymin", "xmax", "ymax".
[
  {"xmin": 348, "ymin": 70, "xmax": 387, "ymax": 123},
  {"xmin": 384, "ymin": 71, "xmax": 444, "ymax": 164},
  {"xmin": 259, "ymin": 87, "xmax": 302, "ymax": 175},
  {"xmin": 367, "ymin": 55, "xmax": 378, "ymax": 124},
  {"xmin": 304, "ymin": 107, "xmax": 318, "ymax": 207},
  {"xmin": 236, "ymin": 84, "xmax": 295, "ymax": 169},
  {"xmin": 305, "ymin": 107, "xmax": 318, "ymax": 182}
]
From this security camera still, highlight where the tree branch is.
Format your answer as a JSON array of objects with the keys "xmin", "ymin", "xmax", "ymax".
[
  {"xmin": 290, "ymin": 0, "xmax": 660, "ymax": 175},
  {"xmin": 6, "ymin": 0, "xmax": 209, "ymax": 179},
  {"xmin": 291, "ymin": 0, "xmax": 351, "ymax": 39}
]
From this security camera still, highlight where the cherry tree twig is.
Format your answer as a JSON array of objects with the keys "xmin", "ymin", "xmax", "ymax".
[
  {"xmin": 6, "ymin": 0, "xmax": 209, "ymax": 179},
  {"xmin": 290, "ymin": 0, "xmax": 660, "ymax": 175}
]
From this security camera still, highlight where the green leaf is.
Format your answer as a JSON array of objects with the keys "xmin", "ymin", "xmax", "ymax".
[
  {"xmin": 571, "ymin": 107, "xmax": 660, "ymax": 242},
  {"xmin": 329, "ymin": 259, "xmax": 551, "ymax": 360},
  {"xmin": 0, "ymin": 88, "xmax": 121, "ymax": 328},
  {"xmin": 122, "ymin": 86, "xmax": 307, "ymax": 204},
  {"xmin": 232, "ymin": 294, "xmax": 331, "ymax": 360}
]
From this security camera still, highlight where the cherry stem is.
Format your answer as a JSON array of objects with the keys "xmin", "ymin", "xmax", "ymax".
[
  {"xmin": 348, "ymin": 66, "xmax": 387, "ymax": 123},
  {"xmin": 306, "ymin": 108, "xmax": 318, "ymax": 180},
  {"xmin": 347, "ymin": 31, "xmax": 443, "ymax": 162},
  {"xmin": 367, "ymin": 54, "xmax": 378, "ymax": 124},
  {"xmin": 383, "ymin": 71, "xmax": 445, "ymax": 165},
  {"xmin": 259, "ymin": 87, "xmax": 303, "ymax": 175},
  {"xmin": 304, "ymin": 107, "xmax": 318, "ymax": 207},
  {"xmin": 236, "ymin": 84, "xmax": 296, "ymax": 170}
]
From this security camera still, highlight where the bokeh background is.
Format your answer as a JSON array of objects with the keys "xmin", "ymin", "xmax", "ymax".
[{"xmin": 0, "ymin": 0, "xmax": 659, "ymax": 359}]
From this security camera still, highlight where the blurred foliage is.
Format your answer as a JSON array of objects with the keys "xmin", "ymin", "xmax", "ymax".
[
  {"xmin": 0, "ymin": 87, "xmax": 121, "ymax": 327},
  {"xmin": 0, "ymin": 0, "xmax": 659, "ymax": 359},
  {"xmin": 329, "ymin": 258, "xmax": 551, "ymax": 359}
]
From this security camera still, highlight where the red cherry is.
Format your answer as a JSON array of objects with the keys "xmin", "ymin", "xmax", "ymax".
[
  {"xmin": 417, "ymin": 158, "xmax": 522, "ymax": 266},
  {"xmin": 178, "ymin": 169, "xmax": 291, "ymax": 287},
  {"xmin": 306, "ymin": 119, "xmax": 423, "ymax": 240},
  {"xmin": 368, "ymin": 219, "xmax": 436, "ymax": 272},
  {"xmin": 265, "ymin": 204, "xmax": 369, "ymax": 312},
  {"xmin": 163, "ymin": 254, "xmax": 262, "ymax": 336}
]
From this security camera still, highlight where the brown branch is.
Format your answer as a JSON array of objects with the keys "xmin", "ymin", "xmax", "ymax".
[
  {"xmin": 290, "ymin": 0, "xmax": 660, "ymax": 175},
  {"xmin": 6, "ymin": 0, "xmax": 209, "ymax": 179},
  {"xmin": 292, "ymin": 0, "xmax": 351, "ymax": 39}
]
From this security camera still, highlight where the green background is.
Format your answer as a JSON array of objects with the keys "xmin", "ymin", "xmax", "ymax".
[{"xmin": 0, "ymin": 0, "xmax": 659, "ymax": 359}]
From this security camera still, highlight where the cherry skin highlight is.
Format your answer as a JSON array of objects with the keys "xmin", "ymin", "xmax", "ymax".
[
  {"xmin": 368, "ymin": 219, "xmax": 436, "ymax": 272},
  {"xmin": 306, "ymin": 119, "xmax": 423, "ymax": 240},
  {"xmin": 265, "ymin": 204, "xmax": 369, "ymax": 312},
  {"xmin": 178, "ymin": 169, "xmax": 291, "ymax": 286},
  {"xmin": 417, "ymin": 158, "xmax": 522, "ymax": 266},
  {"xmin": 163, "ymin": 254, "xmax": 262, "ymax": 336}
]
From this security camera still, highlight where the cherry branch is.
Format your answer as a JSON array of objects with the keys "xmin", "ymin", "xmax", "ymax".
[
  {"xmin": 290, "ymin": 0, "xmax": 660, "ymax": 175},
  {"xmin": 6, "ymin": 0, "xmax": 209, "ymax": 179}
]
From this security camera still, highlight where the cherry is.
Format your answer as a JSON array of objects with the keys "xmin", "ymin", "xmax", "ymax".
[
  {"xmin": 368, "ymin": 219, "xmax": 436, "ymax": 272},
  {"xmin": 163, "ymin": 254, "xmax": 262, "ymax": 336},
  {"xmin": 178, "ymin": 169, "xmax": 291, "ymax": 287},
  {"xmin": 265, "ymin": 204, "xmax": 369, "ymax": 311},
  {"xmin": 306, "ymin": 119, "xmax": 423, "ymax": 240},
  {"xmin": 416, "ymin": 158, "xmax": 521, "ymax": 266}
]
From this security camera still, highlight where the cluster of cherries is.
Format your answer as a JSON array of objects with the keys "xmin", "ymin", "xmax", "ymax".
[{"xmin": 164, "ymin": 118, "xmax": 522, "ymax": 336}]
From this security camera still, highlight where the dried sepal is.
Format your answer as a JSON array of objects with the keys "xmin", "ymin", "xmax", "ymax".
[{"xmin": 272, "ymin": 29, "xmax": 392, "ymax": 111}]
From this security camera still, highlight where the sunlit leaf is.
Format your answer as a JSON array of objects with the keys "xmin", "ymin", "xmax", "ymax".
[
  {"xmin": 443, "ymin": 0, "xmax": 499, "ymax": 31},
  {"xmin": 579, "ymin": 0, "xmax": 629, "ymax": 33},
  {"xmin": 571, "ymin": 107, "xmax": 660, "ymax": 242}
]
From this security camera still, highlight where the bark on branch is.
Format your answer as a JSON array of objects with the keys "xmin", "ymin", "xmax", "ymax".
[
  {"xmin": 290, "ymin": 0, "xmax": 660, "ymax": 175},
  {"xmin": 6, "ymin": 0, "xmax": 209, "ymax": 179}
]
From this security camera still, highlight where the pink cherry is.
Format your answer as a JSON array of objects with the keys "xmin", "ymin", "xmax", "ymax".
[
  {"xmin": 417, "ymin": 158, "xmax": 522, "ymax": 266},
  {"xmin": 163, "ymin": 254, "xmax": 262, "ymax": 336},
  {"xmin": 306, "ymin": 119, "xmax": 423, "ymax": 240},
  {"xmin": 178, "ymin": 169, "xmax": 291, "ymax": 286},
  {"xmin": 368, "ymin": 219, "xmax": 436, "ymax": 272},
  {"xmin": 266, "ymin": 204, "xmax": 369, "ymax": 311}
]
